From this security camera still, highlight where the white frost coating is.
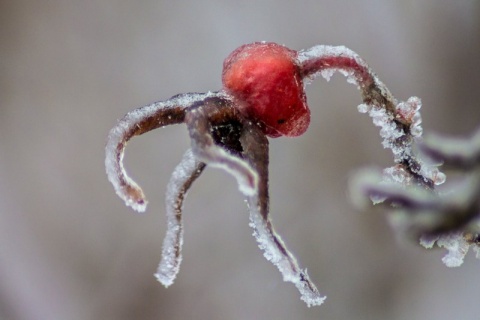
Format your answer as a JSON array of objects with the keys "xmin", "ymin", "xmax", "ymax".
[
  {"xmin": 297, "ymin": 45, "xmax": 364, "ymax": 87},
  {"xmin": 397, "ymin": 97, "xmax": 423, "ymax": 138},
  {"xmin": 297, "ymin": 45, "xmax": 363, "ymax": 66},
  {"xmin": 338, "ymin": 69, "xmax": 358, "ymax": 87},
  {"xmin": 105, "ymin": 92, "xmax": 220, "ymax": 212},
  {"xmin": 320, "ymin": 69, "xmax": 335, "ymax": 82},
  {"xmin": 437, "ymin": 233, "xmax": 470, "ymax": 267},
  {"xmin": 420, "ymin": 233, "xmax": 470, "ymax": 267},
  {"xmin": 419, "ymin": 235, "xmax": 438, "ymax": 249},
  {"xmin": 383, "ymin": 166, "xmax": 412, "ymax": 185},
  {"xmin": 155, "ymin": 149, "xmax": 201, "ymax": 287},
  {"xmin": 247, "ymin": 197, "xmax": 326, "ymax": 307},
  {"xmin": 368, "ymin": 106, "xmax": 404, "ymax": 155},
  {"xmin": 357, "ymin": 103, "xmax": 371, "ymax": 114},
  {"xmin": 193, "ymin": 144, "xmax": 258, "ymax": 196},
  {"xmin": 473, "ymin": 246, "xmax": 480, "ymax": 259},
  {"xmin": 298, "ymin": 45, "xmax": 445, "ymax": 188}
]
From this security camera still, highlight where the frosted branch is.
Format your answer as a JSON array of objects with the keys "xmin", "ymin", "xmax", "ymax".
[{"xmin": 155, "ymin": 149, "xmax": 205, "ymax": 287}]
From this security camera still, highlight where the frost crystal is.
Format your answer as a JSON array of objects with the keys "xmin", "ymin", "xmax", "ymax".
[
  {"xmin": 473, "ymin": 246, "xmax": 480, "ymax": 259},
  {"xmin": 107, "ymin": 42, "xmax": 469, "ymax": 307},
  {"xmin": 357, "ymin": 103, "xmax": 371, "ymax": 114},
  {"xmin": 420, "ymin": 233, "xmax": 470, "ymax": 267}
]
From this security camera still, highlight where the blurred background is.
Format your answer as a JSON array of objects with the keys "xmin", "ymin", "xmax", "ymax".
[{"xmin": 1, "ymin": 1, "xmax": 480, "ymax": 319}]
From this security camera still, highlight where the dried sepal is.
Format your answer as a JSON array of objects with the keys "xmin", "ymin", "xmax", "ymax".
[
  {"xmin": 105, "ymin": 92, "xmax": 219, "ymax": 212},
  {"xmin": 155, "ymin": 149, "xmax": 205, "ymax": 287}
]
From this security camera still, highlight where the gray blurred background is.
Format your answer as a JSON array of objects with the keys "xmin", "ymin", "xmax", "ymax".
[{"xmin": 1, "ymin": 1, "xmax": 480, "ymax": 319}]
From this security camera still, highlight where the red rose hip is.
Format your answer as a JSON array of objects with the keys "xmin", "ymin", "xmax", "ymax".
[{"xmin": 222, "ymin": 42, "xmax": 310, "ymax": 137}]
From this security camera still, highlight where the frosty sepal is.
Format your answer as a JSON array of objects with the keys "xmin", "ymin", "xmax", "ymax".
[
  {"xmin": 105, "ymin": 92, "xmax": 219, "ymax": 212},
  {"xmin": 155, "ymin": 149, "xmax": 205, "ymax": 287},
  {"xmin": 185, "ymin": 98, "xmax": 325, "ymax": 307},
  {"xmin": 420, "ymin": 233, "xmax": 471, "ymax": 267}
]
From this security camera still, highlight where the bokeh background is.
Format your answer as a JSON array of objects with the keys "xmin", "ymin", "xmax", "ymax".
[{"xmin": 1, "ymin": 1, "xmax": 480, "ymax": 319}]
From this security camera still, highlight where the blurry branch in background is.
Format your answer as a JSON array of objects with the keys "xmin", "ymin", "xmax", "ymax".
[{"xmin": 351, "ymin": 126, "xmax": 480, "ymax": 267}]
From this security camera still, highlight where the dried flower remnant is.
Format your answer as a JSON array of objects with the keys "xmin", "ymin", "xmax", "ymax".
[{"xmin": 106, "ymin": 42, "xmax": 442, "ymax": 306}]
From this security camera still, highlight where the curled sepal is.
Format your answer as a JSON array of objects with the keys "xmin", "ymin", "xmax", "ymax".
[
  {"xmin": 185, "ymin": 97, "xmax": 258, "ymax": 196},
  {"xmin": 105, "ymin": 92, "xmax": 219, "ymax": 212},
  {"xmin": 155, "ymin": 149, "xmax": 205, "ymax": 287},
  {"xmin": 185, "ymin": 98, "xmax": 325, "ymax": 306}
]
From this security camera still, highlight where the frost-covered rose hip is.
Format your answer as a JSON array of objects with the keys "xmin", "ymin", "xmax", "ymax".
[
  {"xmin": 107, "ymin": 40, "xmax": 441, "ymax": 308},
  {"xmin": 222, "ymin": 42, "xmax": 310, "ymax": 137}
]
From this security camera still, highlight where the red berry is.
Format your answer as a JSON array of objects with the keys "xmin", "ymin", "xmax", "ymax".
[{"xmin": 222, "ymin": 42, "xmax": 310, "ymax": 137}]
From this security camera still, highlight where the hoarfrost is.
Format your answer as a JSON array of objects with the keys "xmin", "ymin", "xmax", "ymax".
[
  {"xmin": 419, "ymin": 235, "xmax": 437, "ymax": 249},
  {"xmin": 421, "ymin": 126, "xmax": 480, "ymax": 168},
  {"xmin": 297, "ymin": 45, "xmax": 363, "ymax": 67},
  {"xmin": 338, "ymin": 69, "xmax": 358, "ymax": 87},
  {"xmin": 420, "ymin": 233, "xmax": 470, "ymax": 267},
  {"xmin": 383, "ymin": 166, "xmax": 412, "ymax": 185},
  {"xmin": 410, "ymin": 124, "xmax": 423, "ymax": 138},
  {"xmin": 298, "ymin": 44, "xmax": 445, "ymax": 191},
  {"xmin": 396, "ymin": 97, "xmax": 422, "ymax": 123},
  {"xmin": 190, "ymin": 133, "xmax": 258, "ymax": 197},
  {"xmin": 357, "ymin": 103, "xmax": 371, "ymax": 114},
  {"xmin": 473, "ymin": 246, "xmax": 480, "ymax": 259},
  {"xmin": 367, "ymin": 107, "xmax": 404, "ymax": 155}
]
